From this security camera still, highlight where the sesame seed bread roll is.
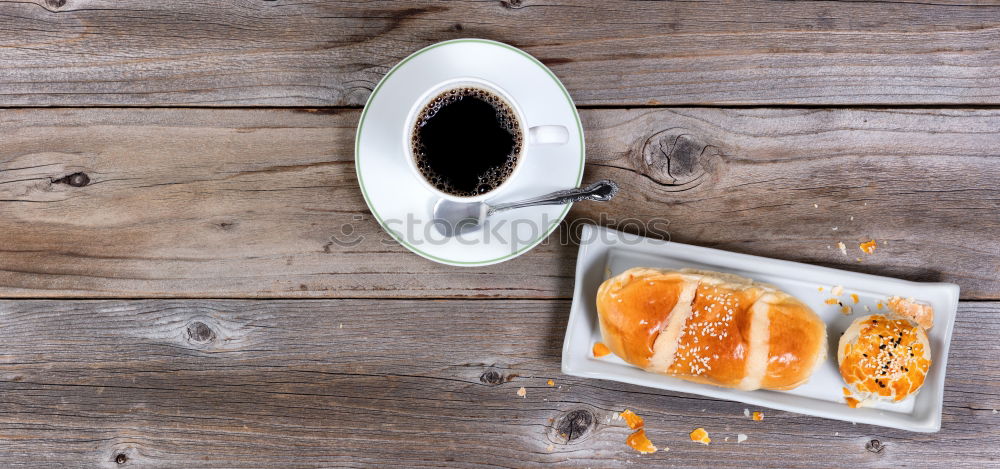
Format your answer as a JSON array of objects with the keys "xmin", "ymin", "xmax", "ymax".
[
  {"xmin": 838, "ymin": 314, "xmax": 931, "ymax": 403},
  {"xmin": 596, "ymin": 267, "xmax": 827, "ymax": 391}
]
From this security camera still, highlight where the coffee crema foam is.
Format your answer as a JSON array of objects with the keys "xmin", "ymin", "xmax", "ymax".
[{"xmin": 411, "ymin": 87, "xmax": 523, "ymax": 197}]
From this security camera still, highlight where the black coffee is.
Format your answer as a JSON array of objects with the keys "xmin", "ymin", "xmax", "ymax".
[{"xmin": 411, "ymin": 87, "xmax": 522, "ymax": 197}]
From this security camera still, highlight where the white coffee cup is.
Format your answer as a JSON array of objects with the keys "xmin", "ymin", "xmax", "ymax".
[{"xmin": 403, "ymin": 77, "xmax": 569, "ymax": 202}]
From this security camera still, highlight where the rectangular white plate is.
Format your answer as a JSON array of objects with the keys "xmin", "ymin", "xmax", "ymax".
[{"xmin": 561, "ymin": 225, "xmax": 959, "ymax": 432}]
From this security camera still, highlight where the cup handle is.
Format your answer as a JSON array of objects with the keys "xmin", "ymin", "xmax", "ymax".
[{"xmin": 528, "ymin": 125, "xmax": 570, "ymax": 145}]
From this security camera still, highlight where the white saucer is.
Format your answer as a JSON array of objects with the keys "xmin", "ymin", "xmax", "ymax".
[{"xmin": 355, "ymin": 39, "xmax": 585, "ymax": 266}]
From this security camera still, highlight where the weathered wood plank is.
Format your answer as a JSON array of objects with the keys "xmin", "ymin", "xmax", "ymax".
[
  {"xmin": 1, "ymin": 108, "xmax": 998, "ymax": 299},
  {"xmin": 0, "ymin": 299, "xmax": 996, "ymax": 468},
  {"xmin": 1, "ymin": 0, "xmax": 999, "ymax": 106}
]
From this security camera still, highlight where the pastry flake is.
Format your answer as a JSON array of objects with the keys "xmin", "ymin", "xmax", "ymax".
[
  {"xmin": 860, "ymin": 240, "xmax": 877, "ymax": 254},
  {"xmin": 593, "ymin": 342, "xmax": 612, "ymax": 358},
  {"xmin": 689, "ymin": 427, "xmax": 711, "ymax": 445},
  {"xmin": 887, "ymin": 296, "xmax": 934, "ymax": 330},
  {"xmin": 620, "ymin": 409, "xmax": 644, "ymax": 430},
  {"xmin": 626, "ymin": 429, "xmax": 658, "ymax": 454}
]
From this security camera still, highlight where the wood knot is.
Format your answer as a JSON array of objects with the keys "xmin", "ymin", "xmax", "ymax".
[
  {"xmin": 553, "ymin": 409, "xmax": 595, "ymax": 443},
  {"xmin": 114, "ymin": 453, "xmax": 127, "ymax": 464},
  {"xmin": 501, "ymin": 0, "xmax": 523, "ymax": 9},
  {"xmin": 52, "ymin": 172, "xmax": 90, "ymax": 187},
  {"xmin": 46, "ymin": 0, "xmax": 66, "ymax": 8},
  {"xmin": 186, "ymin": 321, "xmax": 216, "ymax": 344},
  {"xmin": 480, "ymin": 370, "xmax": 504, "ymax": 385},
  {"xmin": 479, "ymin": 368, "xmax": 519, "ymax": 385},
  {"xmin": 865, "ymin": 439, "xmax": 886, "ymax": 454},
  {"xmin": 638, "ymin": 128, "xmax": 713, "ymax": 187},
  {"xmin": 453, "ymin": 23, "xmax": 463, "ymax": 31},
  {"xmin": 479, "ymin": 369, "xmax": 504, "ymax": 385}
]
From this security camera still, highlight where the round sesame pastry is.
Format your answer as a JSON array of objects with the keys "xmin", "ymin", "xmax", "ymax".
[{"xmin": 838, "ymin": 314, "xmax": 932, "ymax": 404}]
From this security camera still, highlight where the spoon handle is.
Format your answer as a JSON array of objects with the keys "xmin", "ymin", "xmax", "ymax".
[{"xmin": 487, "ymin": 179, "xmax": 620, "ymax": 216}]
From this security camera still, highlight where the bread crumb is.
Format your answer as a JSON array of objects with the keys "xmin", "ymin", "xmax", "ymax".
[
  {"xmin": 546, "ymin": 443, "xmax": 554, "ymax": 452},
  {"xmin": 833, "ymin": 226, "xmax": 839, "ymax": 231},
  {"xmin": 627, "ymin": 429, "xmax": 658, "ymax": 454},
  {"xmin": 850, "ymin": 216, "xmax": 854, "ymax": 221},
  {"xmin": 737, "ymin": 433, "xmax": 748, "ymax": 443},
  {"xmin": 860, "ymin": 240, "xmax": 877, "ymax": 254},
  {"xmin": 743, "ymin": 408, "xmax": 750, "ymax": 418},
  {"xmin": 752, "ymin": 411, "xmax": 763, "ymax": 421},
  {"xmin": 837, "ymin": 242, "xmax": 847, "ymax": 255},
  {"xmin": 850, "ymin": 293, "xmax": 859, "ymax": 304},
  {"xmin": 593, "ymin": 342, "xmax": 611, "ymax": 358},
  {"xmin": 818, "ymin": 286, "xmax": 824, "ymax": 292},
  {"xmin": 690, "ymin": 427, "xmax": 711, "ymax": 445},
  {"xmin": 877, "ymin": 302, "xmax": 884, "ymax": 310},
  {"xmin": 814, "ymin": 203, "xmax": 819, "ymax": 208},
  {"xmin": 841, "ymin": 305, "xmax": 852, "ymax": 315},
  {"xmin": 993, "ymin": 409, "xmax": 998, "ymax": 414},
  {"xmin": 725, "ymin": 436, "xmax": 729, "ymax": 442},
  {"xmin": 835, "ymin": 432, "xmax": 839, "ymax": 436},
  {"xmin": 620, "ymin": 409, "xmax": 644, "ymax": 430},
  {"xmin": 339, "ymin": 323, "xmax": 343, "ymax": 328},
  {"xmin": 517, "ymin": 386, "xmax": 526, "ymax": 398},
  {"xmin": 825, "ymin": 298, "xmax": 839, "ymax": 305},
  {"xmin": 864, "ymin": 305, "xmax": 871, "ymax": 312},
  {"xmin": 547, "ymin": 379, "xmax": 555, "ymax": 387},
  {"xmin": 832, "ymin": 285, "xmax": 844, "ymax": 296},
  {"xmin": 887, "ymin": 296, "xmax": 935, "ymax": 329}
]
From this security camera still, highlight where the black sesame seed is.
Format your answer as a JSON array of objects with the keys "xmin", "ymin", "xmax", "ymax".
[
  {"xmin": 863, "ymin": 353, "xmax": 868, "ymax": 357},
  {"xmin": 879, "ymin": 344, "xmax": 886, "ymax": 350}
]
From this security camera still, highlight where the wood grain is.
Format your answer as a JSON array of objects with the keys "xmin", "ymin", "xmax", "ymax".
[
  {"xmin": 1, "ymin": 0, "xmax": 999, "ymax": 106},
  {"xmin": 2, "ymin": 107, "xmax": 998, "ymax": 299},
  {"xmin": 0, "ymin": 299, "xmax": 996, "ymax": 468}
]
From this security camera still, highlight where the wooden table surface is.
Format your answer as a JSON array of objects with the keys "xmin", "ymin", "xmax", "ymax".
[{"xmin": 2, "ymin": 1, "xmax": 999, "ymax": 467}]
